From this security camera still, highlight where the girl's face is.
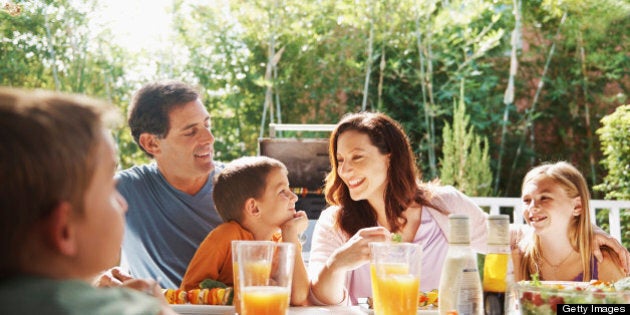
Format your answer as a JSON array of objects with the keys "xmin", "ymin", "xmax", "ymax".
[
  {"xmin": 255, "ymin": 168, "xmax": 298, "ymax": 229},
  {"xmin": 336, "ymin": 130, "xmax": 390, "ymax": 204},
  {"xmin": 521, "ymin": 176, "xmax": 581, "ymax": 236}
]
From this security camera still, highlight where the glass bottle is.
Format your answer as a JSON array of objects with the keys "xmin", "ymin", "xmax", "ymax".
[
  {"xmin": 482, "ymin": 215, "xmax": 513, "ymax": 315},
  {"xmin": 439, "ymin": 214, "xmax": 483, "ymax": 315}
]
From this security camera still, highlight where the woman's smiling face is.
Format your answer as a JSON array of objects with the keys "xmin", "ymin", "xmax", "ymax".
[{"xmin": 335, "ymin": 130, "xmax": 390, "ymax": 203}]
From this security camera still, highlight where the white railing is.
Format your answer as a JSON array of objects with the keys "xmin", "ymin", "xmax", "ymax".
[{"xmin": 471, "ymin": 197, "xmax": 630, "ymax": 243}]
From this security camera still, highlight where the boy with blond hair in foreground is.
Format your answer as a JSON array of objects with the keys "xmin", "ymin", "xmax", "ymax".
[
  {"xmin": 0, "ymin": 88, "xmax": 176, "ymax": 315},
  {"xmin": 181, "ymin": 156, "xmax": 309, "ymax": 306}
]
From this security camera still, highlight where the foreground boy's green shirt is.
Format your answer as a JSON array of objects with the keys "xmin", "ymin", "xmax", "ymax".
[{"xmin": 0, "ymin": 276, "xmax": 162, "ymax": 315}]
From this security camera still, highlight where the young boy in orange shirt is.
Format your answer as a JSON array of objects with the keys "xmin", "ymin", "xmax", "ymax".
[{"xmin": 181, "ymin": 156, "xmax": 309, "ymax": 306}]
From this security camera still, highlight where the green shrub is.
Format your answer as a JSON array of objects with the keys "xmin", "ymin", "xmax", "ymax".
[
  {"xmin": 594, "ymin": 105, "xmax": 630, "ymax": 200},
  {"xmin": 594, "ymin": 104, "xmax": 630, "ymax": 249}
]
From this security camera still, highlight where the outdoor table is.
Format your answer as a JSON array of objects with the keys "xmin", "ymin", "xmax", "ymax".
[{"xmin": 171, "ymin": 304, "xmax": 440, "ymax": 314}]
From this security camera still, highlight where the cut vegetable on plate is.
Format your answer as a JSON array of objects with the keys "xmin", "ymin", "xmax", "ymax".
[
  {"xmin": 418, "ymin": 289, "xmax": 439, "ymax": 307},
  {"xmin": 391, "ymin": 233, "xmax": 402, "ymax": 243}
]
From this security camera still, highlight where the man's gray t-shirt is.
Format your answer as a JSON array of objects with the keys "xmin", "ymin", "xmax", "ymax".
[{"xmin": 117, "ymin": 163, "xmax": 224, "ymax": 289}]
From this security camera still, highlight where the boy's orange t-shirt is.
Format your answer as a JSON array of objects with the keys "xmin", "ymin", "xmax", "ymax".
[{"xmin": 180, "ymin": 221, "xmax": 282, "ymax": 291}]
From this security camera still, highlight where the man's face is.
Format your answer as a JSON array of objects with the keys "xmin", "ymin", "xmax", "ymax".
[
  {"xmin": 154, "ymin": 99, "xmax": 215, "ymax": 181},
  {"xmin": 75, "ymin": 132, "xmax": 128, "ymax": 277}
]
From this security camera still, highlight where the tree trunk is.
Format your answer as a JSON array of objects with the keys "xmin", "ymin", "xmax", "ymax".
[
  {"xmin": 43, "ymin": 9, "xmax": 61, "ymax": 91},
  {"xmin": 509, "ymin": 11, "xmax": 567, "ymax": 190},
  {"xmin": 578, "ymin": 32, "xmax": 596, "ymax": 186},
  {"xmin": 362, "ymin": 0, "xmax": 375, "ymax": 111},
  {"xmin": 414, "ymin": 2, "xmax": 437, "ymax": 179},
  {"xmin": 495, "ymin": 0, "xmax": 521, "ymax": 195},
  {"xmin": 259, "ymin": 1, "xmax": 281, "ymax": 138},
  {"xmin": 526, "ymin": 12, "xmax": 567, "ymax": 165}
]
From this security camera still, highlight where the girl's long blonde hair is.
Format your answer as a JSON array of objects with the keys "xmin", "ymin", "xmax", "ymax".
[{"xmin": 518, "ymin": 161, "xmax": 594, "ymax": 280}]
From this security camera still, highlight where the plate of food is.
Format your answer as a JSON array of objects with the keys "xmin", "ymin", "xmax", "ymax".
[
  {"xmin": 357, "ymin": 290, "xmax": 439, "ymax": 315},
  {"xmin": 171, "ymin": 304, "xmax": 234, "ymax": 315},
  {"xmin": 163, "ymin": 281, "xmax": 235, "ymax": 315},
  {"xmin": 358, "ymin": 304, "xmax": 438, "ymax": 315}
]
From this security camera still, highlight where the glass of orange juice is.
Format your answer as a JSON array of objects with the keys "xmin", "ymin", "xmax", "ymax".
[
  {"xmin": 236, "ymin": 241, "xmax": 294, "ymax": 315},
  {"xmin": 231, "ymin": 240, "xmax": 265, "ymax": 314},
  {"xmin": 369, "ymin": 242, "xmax": 423, "ymax": 315}
]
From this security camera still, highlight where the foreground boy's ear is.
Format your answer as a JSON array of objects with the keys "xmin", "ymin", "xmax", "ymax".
[
  {"xmin": 244, "ymin": 198, "xmax": 261, "ymax": 218},
  {"xmin": 139, "ymin": 133, "xmax": 160, "ymax": 156},
  {"xmin": 45, "ymin": 201, "xmax": 79, "ymax": 256}
]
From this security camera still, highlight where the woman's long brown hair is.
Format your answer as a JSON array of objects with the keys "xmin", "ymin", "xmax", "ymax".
[{"xmin": 324, "ymin": 112, "xmax": 436, "ymax": 237}]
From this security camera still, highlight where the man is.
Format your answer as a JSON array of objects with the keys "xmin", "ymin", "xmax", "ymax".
[
  {"xmin": 118, "ymin": 81, "xmax": 224, "ymax": 289},
  {"xmin": 0, "ymin": 87, "xmax": 174, "ymax": 315}
]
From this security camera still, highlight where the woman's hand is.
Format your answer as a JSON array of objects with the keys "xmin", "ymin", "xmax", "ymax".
[
  {"xmin": 328, "ymin": 226, "xmax": 390, "ymax": 272},
  {"xmin": 592, "ymin": 231, "xmax": 630, "ymax": 275},
  {"xmin": 310, "ymin": 226, "xmax": 390, "ymax": 305}
]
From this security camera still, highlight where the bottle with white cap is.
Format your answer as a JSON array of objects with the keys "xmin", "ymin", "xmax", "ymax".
[{"xmin": 438, "ymin": 214, "xmax": 483, "ymax": 315}]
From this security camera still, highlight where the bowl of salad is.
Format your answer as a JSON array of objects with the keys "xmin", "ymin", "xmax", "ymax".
[{"xmin": 516, "ymin": 277, "xmax": 630, "ymax": 315}]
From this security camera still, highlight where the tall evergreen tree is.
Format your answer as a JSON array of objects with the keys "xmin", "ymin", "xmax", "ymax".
[{"xmin": 439, "ymin": 82, "xmax": 493, "ymax": 196}]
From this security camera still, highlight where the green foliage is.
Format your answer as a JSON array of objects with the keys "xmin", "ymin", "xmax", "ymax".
[
  {"xmin": 114, "ymin": 126, "xmax": 150, "ymax": 170},
  {"xmin": 594, "ymin": 105, "xmax": 630, "ymax": 199},
  {"xmin": 2, "ymin": 0, "xmax": 630, "ymax": 199},
  {"xmin": 439, "ymin": 83, "xmax": 493, "ymax": 196},
  {"xmin": 501, "ymin": 0, "xmax": 630, "ymax": 195},
  {"xmin": 594, "ymin": 208, "xmax": 630, "ymax": 251},
  {"xmin": 594, "ymin": 104, "xmax": 630, "ymax": 249},
  {"xmin": 171, "ymin": 0, "xmax": 257, "ymax": 161},
  {"xmin": 0, "ymin": 0, "xmax": 156, "ymax": 169}
]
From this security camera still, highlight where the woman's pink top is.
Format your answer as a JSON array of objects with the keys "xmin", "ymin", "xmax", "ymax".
[{"xmin": 307, "ymin": 185, "xmax": 488, "ymax": 305}]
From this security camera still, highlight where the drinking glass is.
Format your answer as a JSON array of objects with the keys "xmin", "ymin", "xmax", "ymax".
[
  {"xmin": 236, "ymin": 241, "xmax": 295, "ymax": 315},
  {"xmin": 231, "ymin": 240, "xmax": 262, "ymax": 314},
  {"xmin": 370, "ymin": 242, "xmax": 423, "ymax": 315}
]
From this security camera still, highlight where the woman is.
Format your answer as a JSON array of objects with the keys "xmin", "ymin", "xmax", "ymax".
[
  {"xmin": 308, "ymin": 112, "xmax": 629, "ymax": 306},
  {"xmin": 307, "ymin": 112, "xmax": 488, "ymax": 305},
  {"xmin": 513, "ymin": 161, "xmax": 625, "ymax": 282}
]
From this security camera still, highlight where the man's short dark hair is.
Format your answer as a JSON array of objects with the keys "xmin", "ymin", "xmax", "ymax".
[{"xmin": 128, "ymin": 81, "xmax": 200, "ymax": 157}]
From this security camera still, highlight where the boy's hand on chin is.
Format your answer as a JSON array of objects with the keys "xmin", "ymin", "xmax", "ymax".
[{"xmin": 281, "ymin": 210, "xmax": 309, "ymax": 242}]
